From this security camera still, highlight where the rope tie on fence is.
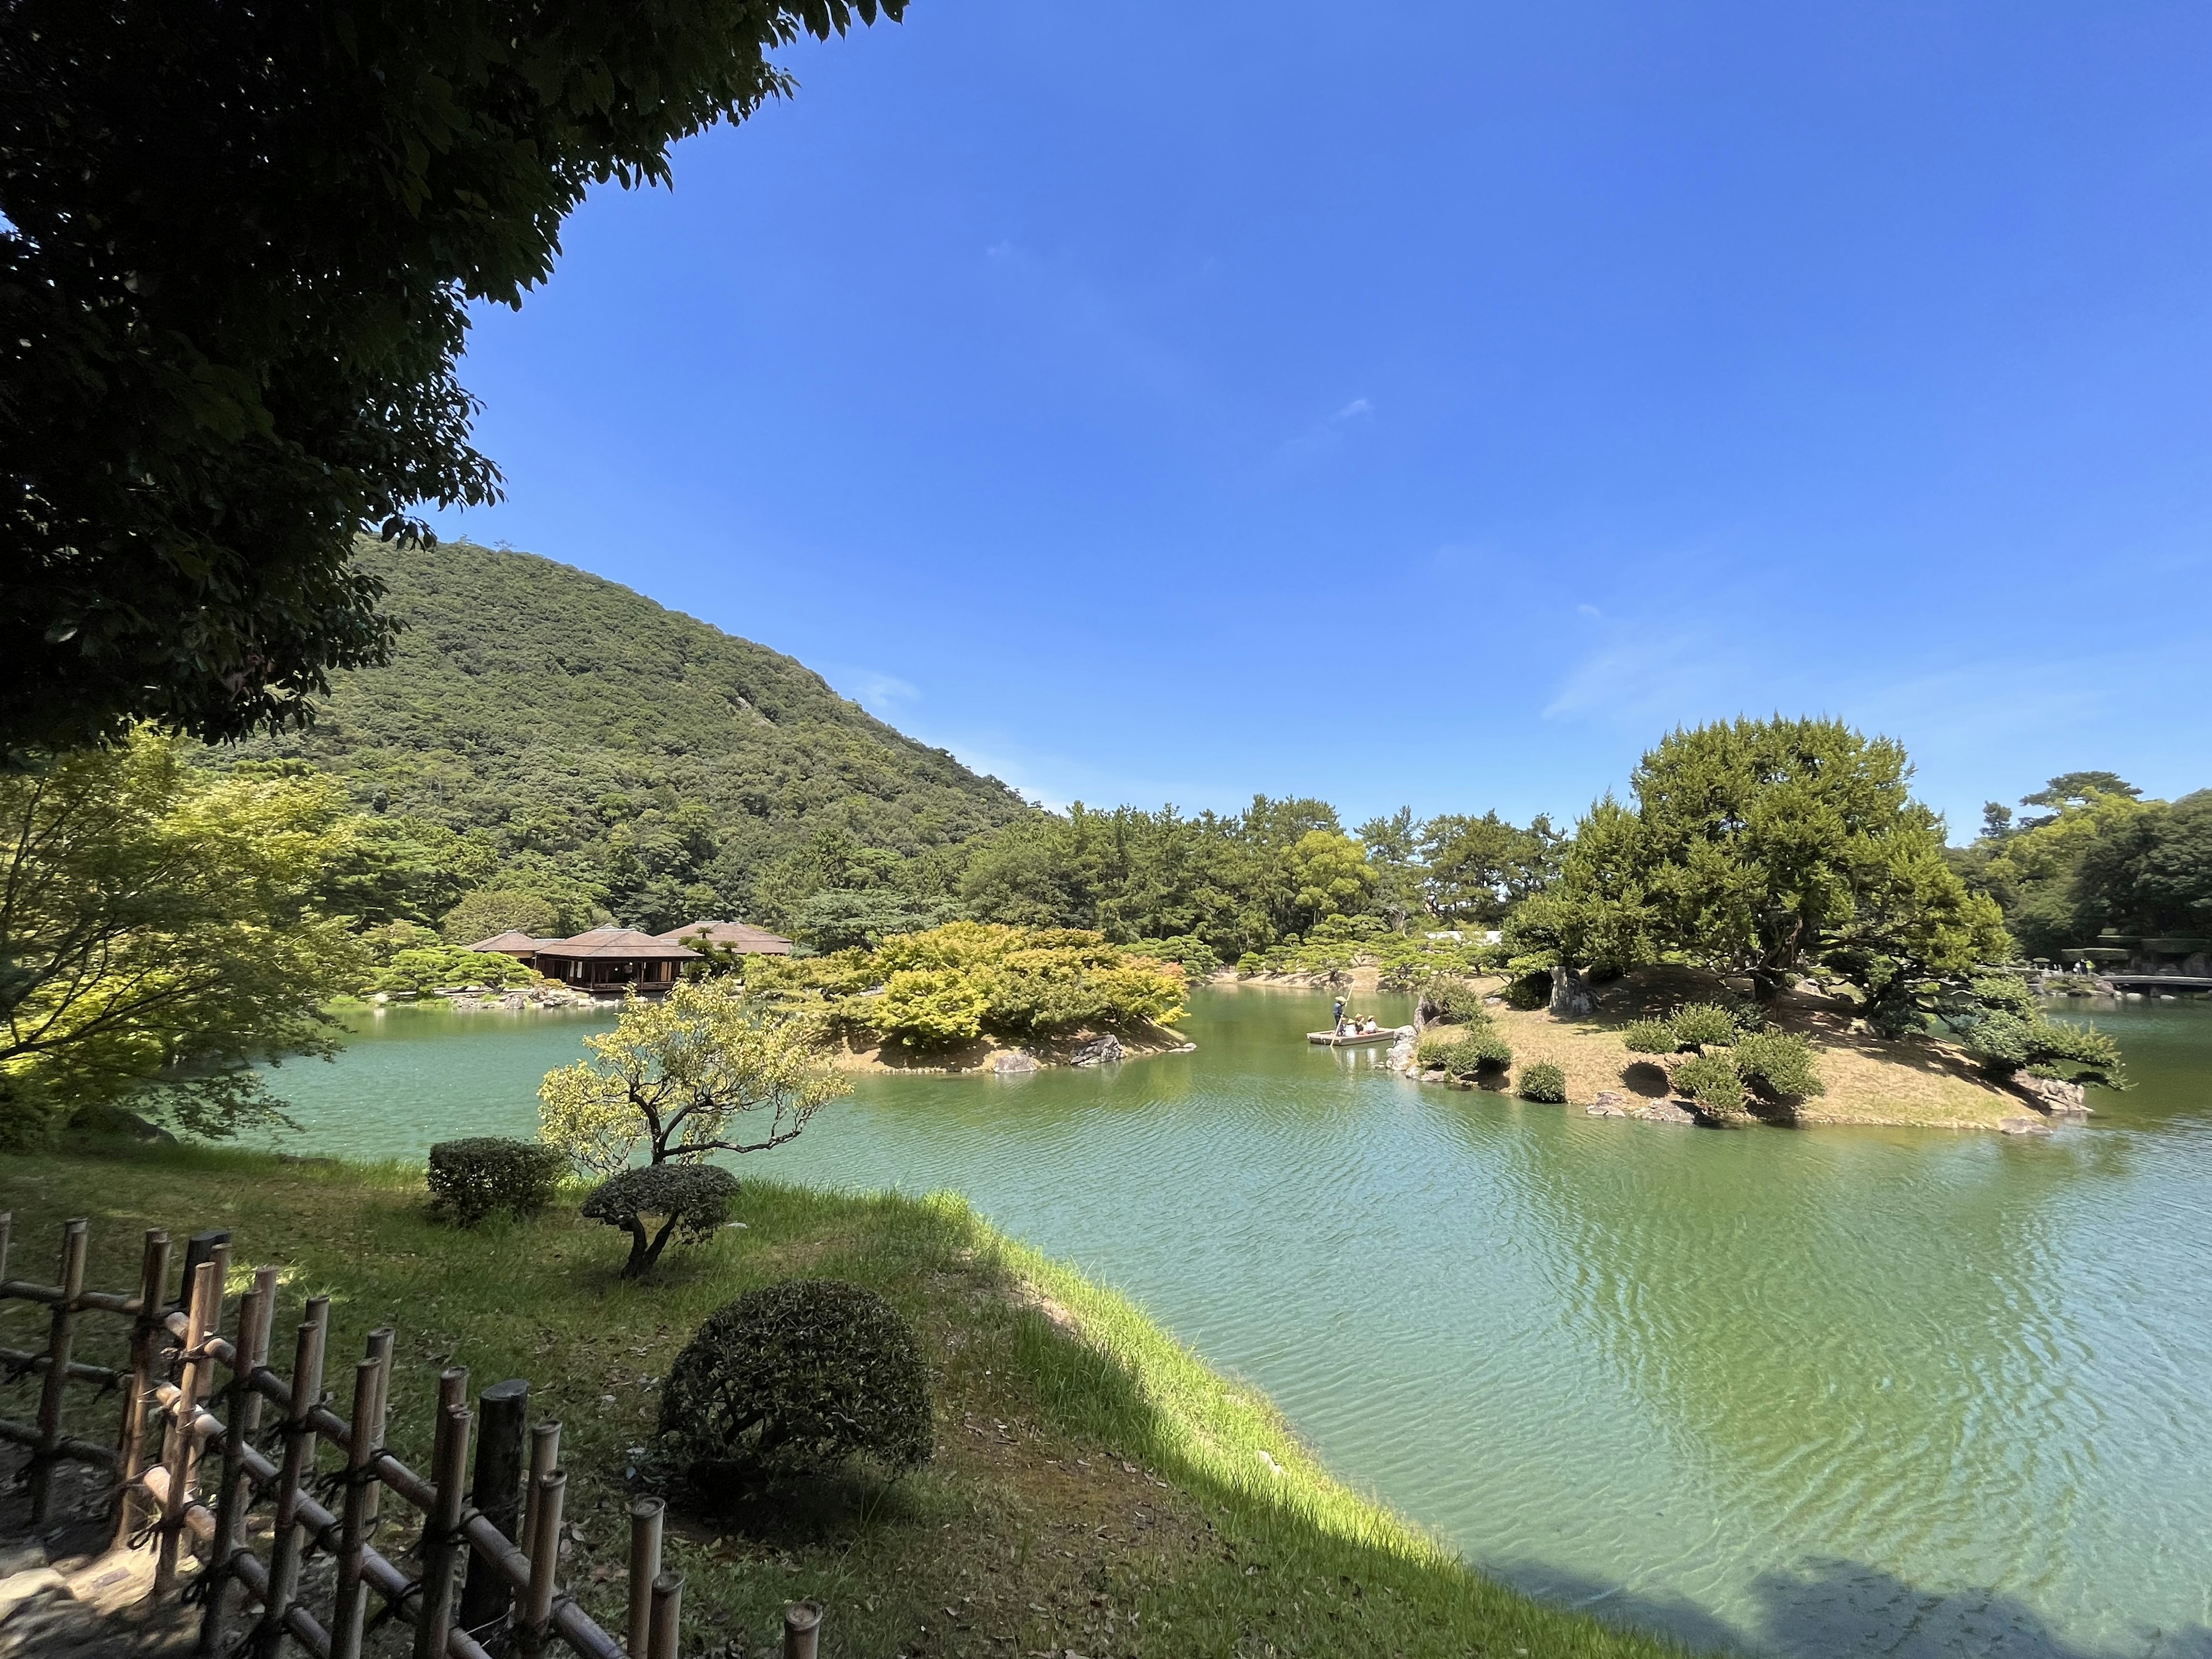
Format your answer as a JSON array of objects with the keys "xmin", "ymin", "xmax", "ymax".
[{"xmin": 1, "ymin": 1218, "xmax": 662, "ymax": 1659}]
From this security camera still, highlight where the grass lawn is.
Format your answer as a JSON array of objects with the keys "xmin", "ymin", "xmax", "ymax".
[{"xmin": 0, "ymin": 1143, "xmax": 1702, "ymax": 1659}]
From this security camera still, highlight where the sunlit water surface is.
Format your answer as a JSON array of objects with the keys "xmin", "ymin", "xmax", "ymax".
[{"xmin": 262, "ymin": 990, "xmax": 2212, "ymax": 1658}]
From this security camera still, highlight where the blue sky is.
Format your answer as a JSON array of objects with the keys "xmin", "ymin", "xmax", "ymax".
[{"xmin": 430, "ymin": 1, "xmax": 2212, "ymax": 839}]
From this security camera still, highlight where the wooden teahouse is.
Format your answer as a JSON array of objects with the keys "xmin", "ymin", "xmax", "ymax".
[{"xmin": 529, "ymin": 927, "xmax": 700, "ymax": 991}]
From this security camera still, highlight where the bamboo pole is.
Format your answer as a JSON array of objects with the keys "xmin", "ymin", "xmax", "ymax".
[
  {"xmin": 251, "ymin": 1296, "xmax": 330, "ymax": 1659},
  {"xmin": 328, "ymin": 1340, "xmax": 392, "ymax": 1659},
  {"xmin": 0, "ymin": 1211, "xmax": 12, "ymax": 1283},
  {"xmin": 360, "ymin": 1327, "xmax": 395, "ymax": 1529},
  {"xmin": 154, "ymin": 1251, "xmax": 222, "ymax": 1589},
  {"xmin": 782, "ymin": 1601, "xmax": 823, "ymax": 1659},
  {"xmin": 518, "ymin": 1419, "xmax": 561, "ymax": 1570},
  {"xmin": 195, "ymin": 1264, "xmax": 276, "ymax": 1658},
  {"xmin": 646, "ymin": 1571, "xmax": 683, "ymax": 1659},
  {"xmin": 415, "ymin": 1383, "xmax": 474, "ymax": 1659},
  {"xmin": 457, "ymin": 1377, "xmax": 530, "ymax": 1643},
  {"xmin": 111, "ymin": 1229, "xmax": 172, "ymax": 1549},
  {"xmin": 515, "ymin": 1468, "xmax": 566, "ymax": 1658},
  {"xmin": 626, "ymin": 1498, "xmax": 665, "ymax": 1659},
  {"xmin": 27, "ymin": 1218, "xmax": 89, "ymax": 1524}
]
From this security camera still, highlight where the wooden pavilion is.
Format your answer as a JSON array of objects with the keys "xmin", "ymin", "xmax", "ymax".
[
  {"xmin": 467, "ymin": 930, "xmax": 550, "ymax": 961},
  {"xmin": 529, "ymin": 927, "xmax": 699, "ymax": 992}
]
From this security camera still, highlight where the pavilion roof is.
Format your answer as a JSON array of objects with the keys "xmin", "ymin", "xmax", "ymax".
[
  {"xmin": 533, "ymin": 927, "xmax": 700, "ymax": 961},
  {"xmin": 656, "ymin": 919, "xmax": 794, "ymax": 955},
  {"xmin": 468, "ymin": 930, "xmax": 548, "ymax": 953}
]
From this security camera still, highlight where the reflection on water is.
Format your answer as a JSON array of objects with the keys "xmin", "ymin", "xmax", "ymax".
[{"xmin": 263, "ymin": 991, "xmax": 2212, "ymax": 1657}]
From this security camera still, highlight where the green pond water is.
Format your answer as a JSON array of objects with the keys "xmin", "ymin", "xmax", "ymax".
[{"xmin": 259, "ymin": 988, "xmax": 2212, "ymax": 1658}]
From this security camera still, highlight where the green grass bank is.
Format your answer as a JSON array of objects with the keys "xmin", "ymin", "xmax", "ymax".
[{"xmin": 0, "ymin": 1145, "xmax": 1699, "ymax": 1659}]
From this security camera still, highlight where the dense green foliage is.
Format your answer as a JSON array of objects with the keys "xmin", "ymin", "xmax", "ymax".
[
  {"xmin": 582, "ymin": 1162, "xmax": 741, "ymax": 1277},
  {"xmin": 1619, "ymin": 1008, "xmax": 1824, "ymax": 1108},
  {"xmin": 0, "ymin": 730, "xmax": 365, "ymax": 1143},
  {"xmin": 369, "ymin": 947, "xmax": 538, "ymax": 996},
  {"xmin": 747, "ymin": 922, "xmax": 1187, "ymax": 1049},
  {"xmin": 1414, "ymin": 1028, "xmax": 1512, "ymax": 1078},
  {"xmin": 426, "ymin": 1137, "xmax": 567, "ymax": 1228},
  {"xmin": 1668, "ymin": 1003, "xmax": 1746, "ymax": 1051},
  {"xmin": 1518, "ymin": 1061, "xmax": 1569, "ymax": 1103},
  {"xmin": 1728, "ymin": 1031, "xmax": 1825, "ymax": 1100},
  {"xmin": 1671, "ymin": 1051, "xmax": 1747, "ymax": 1115},
  {"xmin": 438, "ymin": 890, "xmax": 562, "ymax": 946},
  {"xmin": 1414, "ymin": 973, "xmax": 1491, "ymax": 1026},
  {"xmin": 1, "ymin": 2, "xmax": 900, "ymax": 755},
  {"xmin": 1952, "ymin": 774, "xmax": 2211, "ymax": 959},
  {"xmin": 214, "ymin": 541, "xmax": 1028, "ymax": 937},
  {"xmin": 958, "ymin": 797, "xmax": 1556, "ymax": 962},
  {"xmin": 1928, "ymin": 976, "xmax": 2126, "ymax": 1087},
  {"xmin": 659, "ymin": 1279, "xmax": 933, "ymax": 1486},
  {"xmin": 1512, "ymin": 717, "xmax": 2006, "ymax": 1008}
]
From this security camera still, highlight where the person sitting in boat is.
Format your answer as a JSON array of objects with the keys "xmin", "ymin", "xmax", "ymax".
[
  {"xmin": 1359, "ymin": 1016, "xmax": 1379, "ymax": 1034},
  {"xmin": 1335, "ymin": 1016, "xmax": 1351, "ymax": 1037}
]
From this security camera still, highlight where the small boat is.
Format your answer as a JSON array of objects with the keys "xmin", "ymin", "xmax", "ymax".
[{"xmin": 1308, "ymin": 1028, "xmax": 1400, "ymax": 1047}]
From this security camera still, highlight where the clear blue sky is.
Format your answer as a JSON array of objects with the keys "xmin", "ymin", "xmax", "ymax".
[{"xmin": 430, "ymin": 1, "xmax": 2212, "ymax": 840}]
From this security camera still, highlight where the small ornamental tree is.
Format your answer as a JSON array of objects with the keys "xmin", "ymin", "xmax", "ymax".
[
  {"xmin": 582, "ymin": 1164, "xmax": 739, "ymax": 1278},
  {"xmin": 538, "ymin": 981, "xmax": 848, "ymax": 1177}
]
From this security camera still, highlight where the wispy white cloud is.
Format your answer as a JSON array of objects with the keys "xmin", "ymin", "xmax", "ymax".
[
  {"xmin": 1279, "ymin": 396, "xmax": 1376, "ymax": 463},
  {"xmin": 836, "ymin": 668, "xmax": 921, "ymax": 715}
]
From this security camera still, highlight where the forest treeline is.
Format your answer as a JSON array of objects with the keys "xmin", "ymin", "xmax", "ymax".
[
  {"xmin": 10, "ymin": 711, "xmax": 2196, "ymax": 1149},
  {"xmin": 1948, "ymin": 772, "xmax": 2212, "ymax": 959}
]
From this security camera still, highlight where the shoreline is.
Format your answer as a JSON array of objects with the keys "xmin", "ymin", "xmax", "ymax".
[
  {"xmin": 0, "ymin": 1142, "xmax": 1690, "ymax": 1659},
  {"xmin": 1217, "ymin": 968, "xmax": 2080, "ymax": 1132},
  {"xmin": 829, "ymin": 1019, "xmax": 1196, "ymax": 1075}
]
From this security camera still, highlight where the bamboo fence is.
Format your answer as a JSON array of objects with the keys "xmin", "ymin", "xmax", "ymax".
[{"xmin": 0, "ymin": 1213, "xmax": 826, "ymax": 1659}]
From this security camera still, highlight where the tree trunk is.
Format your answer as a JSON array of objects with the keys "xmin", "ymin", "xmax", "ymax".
[{"xmin": 620, "ymin": 1215, "xmax": 681, "ymax": 1279}]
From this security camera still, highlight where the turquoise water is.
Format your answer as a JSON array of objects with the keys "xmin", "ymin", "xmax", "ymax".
[{"xmin": 263, "ymin": 991, "xmax": 2212, "ymax": 1658}]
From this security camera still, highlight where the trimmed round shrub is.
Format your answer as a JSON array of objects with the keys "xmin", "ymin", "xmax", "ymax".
[
  {"xmin": 1518, "ymin": 1061, "xmax": 1567, "ymax": 1103},
  {"xmin": 427, "ymin": 1138, "xmax": 566, "ymax": 1227},
  {"xmin": 1414, "ymin": 1031, "xmax": 1465, "ymax": 1071},
  {"xmin": 1620, "ymin": 1018, "xmax": 1678, "ymax": 1055},
  {"xmin": 1468, "ymin": 1032, "xmax": 1514, "ymax": 1072},
  {"xmin": 1729, "ymin": 1031, "xmax": 1825, "ymax": 1100},
  {"xmin": 658, "ymin": 1279, "xmax": 933, "ymax": 1487},
  {"xmin": 1416, "ymin": 974, "xmax": 1490, "ymax": 1027},
  {"xmin": 1671, "ymin": 1051, "xmax": 1745, "ymax": 1115},
  {"xmin": 583, "ymin": 1163, "xmax": 740, "ymax": 1278},
  {"xmin": 1669, "ymin": 1003, "xmax": 1741, "ymax": 1051},
  {"xmin": 1500, "ymin": 973, "xmax": 1551, "ymax": 1011},
  {"xmin": 1419, "ymin": 1031, "xmax": 1513, "ymax": 1078}
]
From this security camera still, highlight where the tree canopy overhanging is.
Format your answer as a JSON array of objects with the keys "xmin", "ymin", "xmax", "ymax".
[{"xmin": 0, "ymin": 0, "xmax": 901, "ymax": 754}]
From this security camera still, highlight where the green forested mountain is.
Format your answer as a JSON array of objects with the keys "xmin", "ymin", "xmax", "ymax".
[{"xmin": 215, "ymin": 540, "xmax": 1028, "ymax": 935}]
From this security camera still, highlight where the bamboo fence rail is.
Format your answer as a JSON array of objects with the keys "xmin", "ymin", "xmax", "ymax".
[{"xmin": 0, "ymin": 1213, "xmax": 827, "ymax": 1659}]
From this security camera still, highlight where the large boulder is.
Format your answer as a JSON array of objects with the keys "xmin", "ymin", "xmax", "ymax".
[
  {"xmin": 2009, "ymin": 1073, "xmax": 2089, "ymax": 1115},
  {"xmin": 1586, "ymin": 1090, "xmax": 1635, "ymax": 1118},
  {"xmin": 1641, "ymin": 1099, "xmax": 1696, "ymax": 1125},
  {"xmin": 1070, "ymin": 1035, "xmax": 1124, "ymax": 1067},
  {"xmin": 1548, "ymin": 967, "xmax": 1597, "ymax": 1019},
  {"xmin": 993, "ymin": 1050, "xmax": 1040, "ymax": 1075}
]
